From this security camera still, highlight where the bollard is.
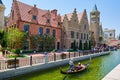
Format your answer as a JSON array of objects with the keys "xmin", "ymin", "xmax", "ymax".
[
  {"xmin": 30, "ymin": 56, "xmax": 32, "ymax": 66},
  {"xmin": 54, "ymin": 53, "xmax": 56, "ymax": 61},
  {"xmin": 69, "ymin": 52, "xmax": 70, "ymax": 58}
]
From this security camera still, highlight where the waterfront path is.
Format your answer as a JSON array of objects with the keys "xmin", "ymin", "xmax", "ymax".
[{"xmin": 102, "ymin": 64, "xmax": 120, "ymax": 80}]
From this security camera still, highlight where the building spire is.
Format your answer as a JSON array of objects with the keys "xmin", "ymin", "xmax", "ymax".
[
  {"xmin": 0, "ymin": 0, "xmax": 3, "ymax": 4},
  {"xmin": 74, "ymin": 8, "xmax": 77, "ymax": 13},
  {"xmin": 93, "ymin": 4, "xmax": 98, "ymax": 11}
]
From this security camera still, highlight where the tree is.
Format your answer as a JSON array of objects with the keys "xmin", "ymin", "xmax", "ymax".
[
  {"xmin": 7, "ymin": 28, "xmax": 25, "ymax": 49},
  {"xmin": 73, "ymin": 40, "xmax": 77, "ymax": 51},
  {"xmin": 0, "ymin": 30, "xmax": 7, "ymax": 48},
  {"xmin": 30, "ymin": 34, "xmax": 55, "ymax": 51},
  {"xmin": 89, "ymin": 40, "xmax": 91, "ymax": 50}
]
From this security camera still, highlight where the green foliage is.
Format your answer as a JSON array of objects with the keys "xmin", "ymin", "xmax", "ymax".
[
  {"xmin": 8, "ymin": 54, "xmax": 27, "ymax": 58},
  {"xmin": 11, "ymin": 49, "xmax": 20, "ymax": 54},
  {"xmin": 30, "ymin": 34, "xmax": 55, "ymax": 51},
  {"xmin": 15, "ymin": 49, "xmax": 20, "ymax": 54},
  {"xmin": 0, "ymin": 30, "xmax": 7, "ymax": 48},
  {"xmin": 67, "ymin": 49, "xmax": 77, "ymax": 52},
  {"xmin": 7, "ymin": 28, "xmax": 25, "ymax": 49},
  {"xmin": 73, "ymin": 40, "xmax": 77, "ymax": 50},
  {"xmin": 89, "ymin": 41, "xmax": 92, "ymax": 50}
]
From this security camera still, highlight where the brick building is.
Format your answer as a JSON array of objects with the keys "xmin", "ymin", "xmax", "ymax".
[{"xmin": 7, "ymin": 0, "xmax": 62, "ymax": 50}]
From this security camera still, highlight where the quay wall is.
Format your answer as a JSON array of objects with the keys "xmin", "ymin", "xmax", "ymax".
[{"xmin": 0, "ymin": 51, "xmax": 110, "ymax": 79}]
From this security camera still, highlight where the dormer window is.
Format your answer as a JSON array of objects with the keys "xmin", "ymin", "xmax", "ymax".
[
  {"xmin": 47, "ymin": 19, "xmax": 50, "ymax": 23},
  {"xmin": 32, "ymin": 15, "xmax": 37, "ymax": 20}
]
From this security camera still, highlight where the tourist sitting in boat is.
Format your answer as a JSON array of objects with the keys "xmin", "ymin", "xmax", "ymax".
[{"xmin": 76, "ymin": 62, "xmax": 83, "ymax": 70}]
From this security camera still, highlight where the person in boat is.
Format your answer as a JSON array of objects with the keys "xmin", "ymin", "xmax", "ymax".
[
  {"xmin": 69, "ymin": 58, "xmax": 74, "ymax": 71},
  {"xmin": 76, "ymin": 62, "xmax": 83, "ymax": 70}
]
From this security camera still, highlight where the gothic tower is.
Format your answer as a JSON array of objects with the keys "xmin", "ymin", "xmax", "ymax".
[
  {"xmin": 0, "ymin": 0, "xmax": 5, "ymax": 30},
  {"xmin": 90, "ymin": 4, "xmax": 100, "ymax": 46}
]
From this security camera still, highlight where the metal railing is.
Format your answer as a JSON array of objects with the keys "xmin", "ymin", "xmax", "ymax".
[{"xmin": 0, "ymin": 50, "xmax": 108, "ymax": 70}]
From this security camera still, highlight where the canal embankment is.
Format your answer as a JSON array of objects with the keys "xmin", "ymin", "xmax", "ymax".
[{"xmin": 0, "ymin": 51, "xmax": 110, "ymax": 79}]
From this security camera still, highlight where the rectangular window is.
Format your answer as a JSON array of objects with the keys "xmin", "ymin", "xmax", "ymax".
[
  {"xmin": 39, "ymin": 27, "xmax": 43, "ymax": 35},
  {"xmin": 71, "ymin": 31, "xmax": 74, "ymax": 38},
  {"xmin": 86, "ymin": 34, "xmax": 88, "ymax": 40},
  {"xmin": 84, "ymin": 34, "xmax": 86, "ymax": 40},
  {"xmin": 24, "ymin": 24, "xmax": 29, "ymax": 32},
  {"xmin": 53, "ymin": 29, "xmax": 56, "ymax": 37},
  {"xmin": 81, "ymin": 33, "xmax": 83, "ymax": 39},
  {"xmin": 76, "ymin": 32, "xmax": 79, "ymax": 39},
  {"xmin": 32, "ymin": 15, "xmax": 37, "ymax": 20},
  {"xmin": 46, "ymin": 28, "xmax": 50, "ymax": 35}
]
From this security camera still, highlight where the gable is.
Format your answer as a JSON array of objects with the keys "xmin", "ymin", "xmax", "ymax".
[{"xmin": 14, "ymin": 1, "xmax": 60, "ymax": 27}]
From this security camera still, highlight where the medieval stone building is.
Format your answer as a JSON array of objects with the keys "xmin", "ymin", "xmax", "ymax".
[
  {"xmin": 61, "ymin": 9, "xmax": 89, "ymax": 50},
  {"xmin": 90, "ymin": 5, "xmax": 103, "ymax": 46}
]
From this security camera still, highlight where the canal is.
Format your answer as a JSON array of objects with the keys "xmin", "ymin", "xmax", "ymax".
[{"xmin": 9, "ymin": 50, "xmax": 120, "ymax": 80}]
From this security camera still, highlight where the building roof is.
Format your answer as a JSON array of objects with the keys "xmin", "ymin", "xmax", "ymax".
[
  {"xmin": 16, "ymin": 1, "xmax": 60, "ymax": 27},
  {"xmin": 77, "ymin": 12, "xmax": 84, "ymax": 23},
  {"xmin": 61, "ymin": 12, "xmax": 83, "ymax": 23},
  {"xmin": 104, "ymin": 28, "xmax": 115, "ymax": 32},
  {"xmin": 0, "ymin": 0, "xmax": 3, "ymax": 4},
  {"xmin": 61, "ymin": 13, "xmax": 72, "ymax": 22}
]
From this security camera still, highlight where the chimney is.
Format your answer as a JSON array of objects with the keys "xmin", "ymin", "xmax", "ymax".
[{"xmin": 34, "ymin": 4, "xmax": 36, "ymax": 8}]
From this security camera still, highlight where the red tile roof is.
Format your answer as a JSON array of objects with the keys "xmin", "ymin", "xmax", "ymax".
[{"xmin": 17, "ymin": 1, "xmax": 60, "ymax": 27}]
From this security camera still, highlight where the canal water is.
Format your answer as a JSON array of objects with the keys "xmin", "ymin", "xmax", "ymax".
[{"xmin": 10, "ymin": 50, "xmax": 120, "ymax": 80}]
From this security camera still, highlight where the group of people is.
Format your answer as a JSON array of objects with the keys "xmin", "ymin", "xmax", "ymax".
[{"xmin": 69, "ymin": 58, "xmax": 83, "ymax": 72}]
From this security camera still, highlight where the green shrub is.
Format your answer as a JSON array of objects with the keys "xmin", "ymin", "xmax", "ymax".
[{"xmin": 11, "ymin": 49, "xmax": 20, "ymax": 54}]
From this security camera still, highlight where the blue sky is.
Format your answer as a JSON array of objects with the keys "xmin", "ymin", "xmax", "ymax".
[{"xmin": 2, "ymin": 0, "xmax": 120, "ymax": 37}]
